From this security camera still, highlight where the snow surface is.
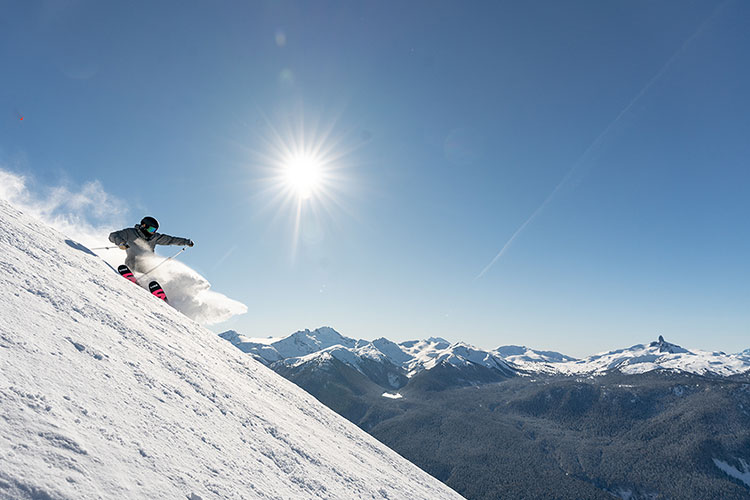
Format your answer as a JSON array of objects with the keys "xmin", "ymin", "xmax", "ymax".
[
  {"xmin": 410, "ymin": 342, "xmax": 508, "ymax": 373},
  {"xmin": 493, "ymin": 345, "xmax": 577, "ymax": 367},
  {"xmin": 397, "ymin": 338, "xmax": 510, "ymax": 375},
  {"xmin": 713, "ymin": 458, "xmax": 750, "ymax": 488},
  {"xmin": 227, "ymin": 328, "xmax": 358, "ymax": 365},
  {"xmin": 381, "ymin": 393, "xmax": 403, "ymax": 400},
  {"xmin": 281, "ymin": 346, "xmax": 363, "ymax": 371},
  {"xmin": 0, "ymin": 200, "xmax": 462, "ymax": 500},
  {"xmin": 272, "ymin": 328, "xmax": 356, "ymax": 360},
  {"xmin": 371, "ymin": 337, "xmax": 414, "ymax": 366}
]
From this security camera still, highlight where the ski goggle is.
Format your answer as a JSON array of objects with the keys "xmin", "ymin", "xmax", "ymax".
[{"xmin": 144, "ymin": 225, "xmax": 157, "ymax": 234}]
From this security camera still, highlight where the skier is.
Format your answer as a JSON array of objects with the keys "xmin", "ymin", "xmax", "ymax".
[{"xmin": 109, "ymin": 216, "xmax": 194, "ymax": 274}]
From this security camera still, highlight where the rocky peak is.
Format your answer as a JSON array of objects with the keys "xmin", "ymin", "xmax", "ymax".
[{"xmin": 650, "ymin": 335, "xmax": 688, "ymax": 354}]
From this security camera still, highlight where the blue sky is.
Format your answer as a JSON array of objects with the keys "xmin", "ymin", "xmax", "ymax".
[{"xmin": 1, "ymin": 1, "xmax": 748, "ymax": 356}]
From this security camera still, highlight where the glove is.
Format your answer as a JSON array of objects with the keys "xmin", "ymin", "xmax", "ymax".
[
  {"xmin": 187, "ymin": 240, "xmax": 194, "ymax": 247},
  {"xmin": 119, "ymin": 243, "xmax": 129, "ymax": 250}
]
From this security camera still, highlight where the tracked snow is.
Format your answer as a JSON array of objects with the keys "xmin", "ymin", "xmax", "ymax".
[{"xmin": 0, "ymin": 200, "xmax": 462, "ymax": 500}]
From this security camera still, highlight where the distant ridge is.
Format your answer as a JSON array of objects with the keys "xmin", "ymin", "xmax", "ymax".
[{"xmin": 221, "ymin": 328, "xmax": 750, "ymax": 380}]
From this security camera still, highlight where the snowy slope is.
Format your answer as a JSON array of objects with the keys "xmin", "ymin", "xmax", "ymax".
[{"xmin": 0, "ymin": 200, "xmax": 462, "ymax": 500}]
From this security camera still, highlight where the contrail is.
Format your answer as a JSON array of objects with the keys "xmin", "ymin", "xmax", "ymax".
[{"xmin": 476, "ymin": 2, "xmax": 727, "ymax": 280}]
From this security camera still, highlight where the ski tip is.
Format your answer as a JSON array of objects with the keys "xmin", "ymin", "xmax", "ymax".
[
  {"xmin": 148, "ymin": 281, "xmax": 168, "ymax": 302},
  {"xmin": 117, "ymin": 265, "xmax": 137, "ymax": 283}
]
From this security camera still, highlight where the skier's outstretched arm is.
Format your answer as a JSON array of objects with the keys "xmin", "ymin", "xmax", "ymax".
[
  {"xmin": 108, "ymin": 228, "xmax": 131, "ymax": 248},
  {"xmin": 153, "ymin": 233, "xmax": 194, "ymax": 247}
]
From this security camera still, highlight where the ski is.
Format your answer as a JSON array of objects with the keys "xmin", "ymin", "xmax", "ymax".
[
  {"xmin": 149, "ymin": 281, "xmax": 168, "ymax": 302},
  {"xmin": 119, "ymin": 265, "xmax": 168, "ymax": 303},
  {"xmin": 117, "ymin": 265, "xmax": 137, "ymax": 284}
]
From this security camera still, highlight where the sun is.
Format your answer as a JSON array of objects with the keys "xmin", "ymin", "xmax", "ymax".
[
  {"xmin": 284, "ymin": 154, "xmax": 323, "ymax": 200},
  {"xmin": 249, "ymin": 111, "xmax": 359, "ymax": 260}
]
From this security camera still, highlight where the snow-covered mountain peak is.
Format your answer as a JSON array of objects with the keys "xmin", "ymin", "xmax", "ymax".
[
  {"xmin": 229, "ymin": 326, "xmax": 360, "ymax": 365},
  {"xmin": 0, "ymin": 200, "xmax": 460, "ymax": 500},
  {"xmin": 401, "ymin": 337, "xmax": 451, "ymax": 351},
  {"xmin": 418, "ymin": 342, "xmax": 512, "ymax": 374},
  {"xmin": 426, "ymin": 336, "xmax": 451, "ymax": 346},
  {"xmin": 494, "ymin": 345, "xmax": 578, "ymax": 365},
  {"xmin": 553, "ymin": 336, "xmax": 750, "ymax": 376},
  {"xmin": 286, "ymin": 326, "xmax": 355, "ymax": 351},
  {"xmin": 281, "ymin": 343, "xmax": 394, "ymax": 375},
  {"xmin": 441, "ymin": 342, "xmax": 492, "ymax": 364},
  {"xmin": 222, "ymin": 324, "xmax": 750, "ymax": 386},
  {"xmin": 223, "ymin": 328, "xmax": 521, "ymax": 383},
  {"xmin": 283, "ymin": 345, "xmax": 362, "ymax": 370},
  {"xmin": 649, "ymin": 335, "xmax": 689, "ymax": 354},
  {"xmin": 399, "ymin": 337, "xmax": 451, "ymax": 357},
  {"xmin": 217, "ymin": 329, "xmax": 246, "ymax": 344},
  {"xmin": 372, "ymin": 337, "xmax": 415, "ymax": 365}
]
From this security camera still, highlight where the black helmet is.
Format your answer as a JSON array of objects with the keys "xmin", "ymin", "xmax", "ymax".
[{"xmin": 140, "ymin": 216, "xmax": 159, "ymax": 236}]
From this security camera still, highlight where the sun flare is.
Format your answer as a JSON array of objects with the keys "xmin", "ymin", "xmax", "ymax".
[
  {"xmin": 284, "ymin": 154, "xmax": 322, "ymax": 200},
  {"xmin": 251, "ymin": 112, "xmax": 358, "ymax": 261}
]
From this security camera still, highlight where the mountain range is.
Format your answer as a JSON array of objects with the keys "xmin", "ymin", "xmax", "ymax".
[
  {"xmin": 220, "ymin": 327, "xmax": 750, "ymax": 500},
  {"xmin": 220, "ymin": 327, "xmax": 750, "ymax": 387}
]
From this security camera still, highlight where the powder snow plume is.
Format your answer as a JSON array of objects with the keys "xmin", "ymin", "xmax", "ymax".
[
  {"xmin": 0, "ymin": 167, "xmax": 247, "ymax": 325},
  {"xmin": 0, "ymin": 168, "xmax": 127, "ymax": 248},
  {"xmin": 135, "ymin": 253, "xmax": 248, "ymax": 324}
]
